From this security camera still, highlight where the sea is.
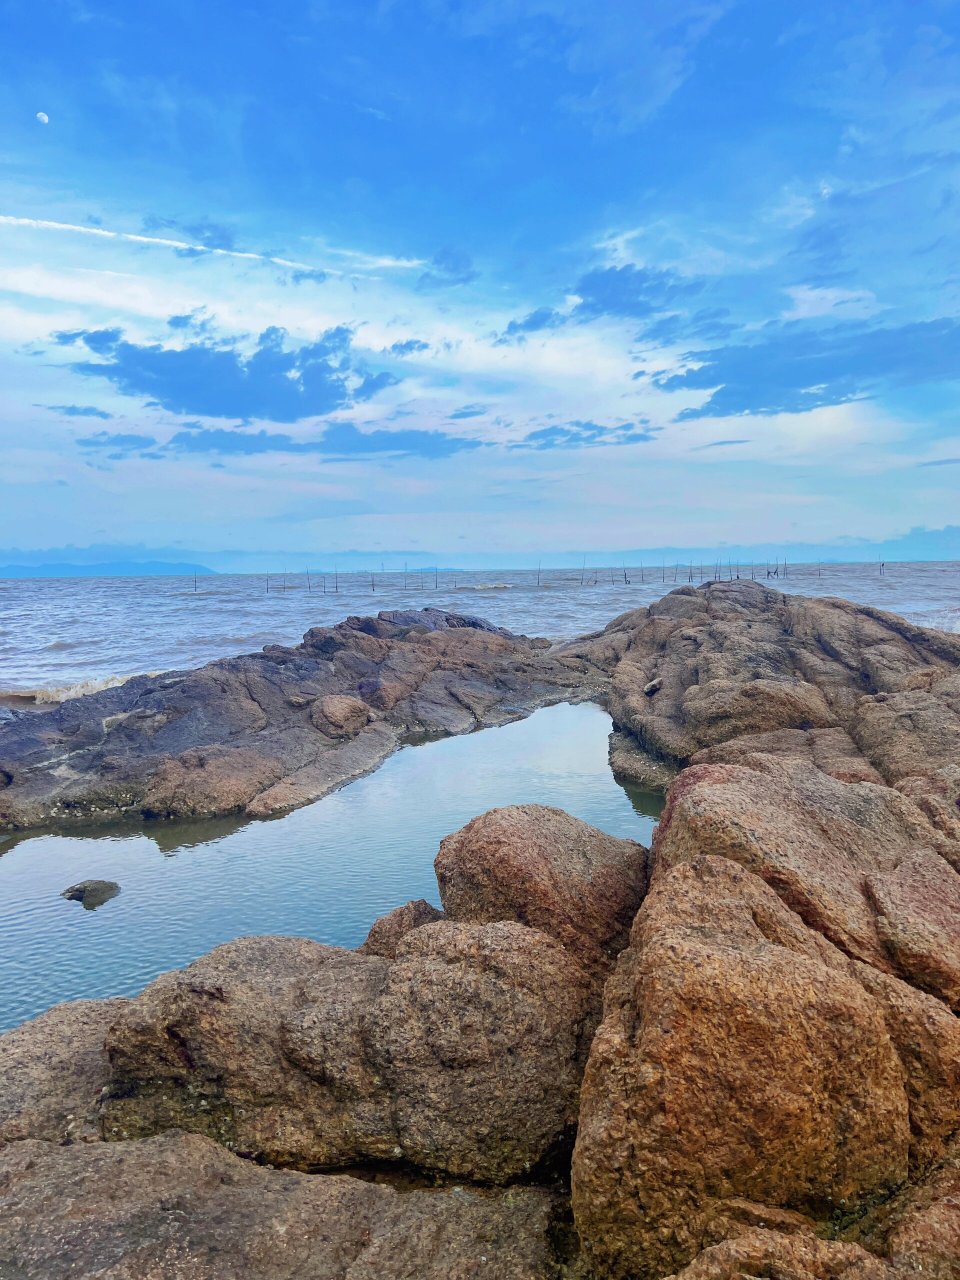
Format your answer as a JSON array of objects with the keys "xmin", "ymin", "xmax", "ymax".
[
  {"xmin": 0, "ymin": 560, "xmax": 958, "ymax": 1032},
  {"xmin": 1, "ymin": 560, "xmax": 959, "ymax": 702}
]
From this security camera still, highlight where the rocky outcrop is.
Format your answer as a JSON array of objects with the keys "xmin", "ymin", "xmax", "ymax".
[
  {"xmin": 3, "ymin": 581, "xmax": 960, "ymax": 1278},
  {"xmin": 99, "ymin": 924, "xmax": 595, "ymax": 1183},
  {"xmin": 435, "ymin": 804, "xmax": 648, "ymax": 977},
  {"xmin": 358, "ymin": 897, "xmax": 445, "ymax": 957},
  {"xmin": 571, "ymin": 856, "xmax": 914, "ymax": 1279},
  {"xmin": 0, "ymin": 998, "xmax": 130, "ymax": 1144},
  {"xmin": 0, "ymin": 608, "xmax": 601, "ymax": 832},
  {"xmin": 0, "ymin": 1131, "xmax": 564, "ymax": 1279}
]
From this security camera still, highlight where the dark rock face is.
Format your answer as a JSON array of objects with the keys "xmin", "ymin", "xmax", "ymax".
[
  {"xmin": 99, "ymin": 924, "xmax": 595, "ymax": 1183},
  {"xmin": 0, "ymin": 609, "xmax": 600, "ymax": 832},
  {"xmin": 0, "ymin": 1132, "xmax": 564, "ymax": 1279},
  {"xmin": 61, "ymin": 878, "xmax": 120, "ymax": 909},
  {"xmin": 435, "ymin": 804, "xmax": 648, "ymax": 978}
]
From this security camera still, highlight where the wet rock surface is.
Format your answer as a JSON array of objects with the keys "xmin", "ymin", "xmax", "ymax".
[
  {"xmin": 2, "ymin": 581, "xmax": 960, "ymax": 1277},
  {"xmin": 61, "ymin": 878, "xmax": 120, "ymax": 909},
  {"xmin": 0, "ymin": 608, "xmax": 600, "ymax": 832}
]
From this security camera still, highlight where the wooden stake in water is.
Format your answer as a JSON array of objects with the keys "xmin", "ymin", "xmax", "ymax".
[
  {"xmin": 334, "ymin": 565, "xmax": 339, "ymax": 593},
  {"xmin": 580, "ymin": 556, "xmax": 586, "ymax": 587},
  {"xmin": 306, "ymin": 568, "xmax": 312, "ymax": 593},
  {"xmin": 537, "ymin": 561, "xmax": 541, "ymax": 587}
]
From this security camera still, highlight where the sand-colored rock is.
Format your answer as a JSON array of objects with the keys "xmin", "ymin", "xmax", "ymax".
[
  {"xmin": 572, "ymin": 856, "xmax": 911, "ymax": 1280},
  {"xmin": 358, "ymin": 897, "xmax": 445, "ymax": 957},
  {"xmin": 0, "ymin": 1131, "xmax": 563, "ymax": 1279},
  {"xmin": 435, "ymin": 804, "xmax": 648, "ymax": 976},
  {"xmin": 100, "ymin": 923, "xmax": 594, "ymax": 1182},
  {"xmin": 0, "ymin": 998, "xmax": 129, "ymax": 1144}
]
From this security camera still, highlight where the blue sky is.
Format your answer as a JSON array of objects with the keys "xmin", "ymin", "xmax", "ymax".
[{"xmin": 2, "ymin": 0, "xmax": 960, "ymax": 562}]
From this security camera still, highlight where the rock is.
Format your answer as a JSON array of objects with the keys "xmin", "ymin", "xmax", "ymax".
[
  {"xmin": 0, "ymin": 1131, "xmax": 564, "ymax": 1279},
  {"xmin": 310, "ymin": 692, "xmax": 370, "ymax": 737},
  {"xmin": 860, "ymin": 1139, "xmax": 960, "ymax": 1279},
  {"xmin": 0, "ymin": 609, "xmax": 598, "ymax": 831},
  {"xmin": 571, "ymin": 856, "xmax": 911, "ymax": 1280},
  {"xmin": 654, "ymin": 754, "xmax": 960, "ymax": 1002},
  {"xmin": 435, "ymin": 804, "xmax": 648, "ymax": 976},
  {"xmin": 663, "ymin": 1229, "xmax": 892, "ymax": 1280},
  {"xmin": 0, "ymin": 998, "xmax": 130, "ymax": 1143},
  {"xmin": 580, "ymin": 581, "xmax": 960, "ymax": 814},
  {"xmin": 691, "ymin": 726, "xmax": 885, "ymax": 785},
  {"xmin": 60, "ymin": 878, "xmax": 120, "ymax": 909},
  {"xmin": 100, "ymin": 923, "xmax": 595, "ymax": 1182},
  {"xmin": 359, "ymin": 898, "xmax": 445, "ymax": 957}
]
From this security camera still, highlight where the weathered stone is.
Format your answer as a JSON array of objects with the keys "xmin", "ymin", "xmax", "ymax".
[
  {"xmin": 358, "ymin": 898, "xmax": 444, "ymax": 958},
  {"xmin": 860, "ymin": 1140, "xmax": 960, "ymax": 1280},
  {"xmin": 101, "ymin": 923, "xmax": 594, "ymax": 1182},
  {"xmin": 654, "ymin": 753, "xmax": 960, "ymax": 988},
  {"xmin": 435, "ymin": 804, "xmax": 647, "ymax": 976},
  {"xmin": 663, "ymin": 1228, "xmax": 892, "ymax": 1280},
  {"xmin": 571, "ymin": 856, "xmax": 911, "ymax": 1280},
  {"xmin": 0, "ymin": 998, "xmax": 130, "ymax": 1144},
  {"xmin": 310, "ymin": 692, "xmax": 370, "ymax": 737},
  {"xmin": 0, "ymin": 1131, "xmax": 563, "ymax": 1279},
  {"xmin": 0, "ymin": 609, "xmax": 598, "ymax": 831}
]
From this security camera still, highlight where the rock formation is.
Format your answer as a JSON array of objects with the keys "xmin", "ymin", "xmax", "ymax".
[
  {"xmin": 2, "ymin": 581, "xmax": 960, "ymax": 1278},
  {"xmin": 0, "ymin": 608, "xmax": 601, "ymax": 832}
]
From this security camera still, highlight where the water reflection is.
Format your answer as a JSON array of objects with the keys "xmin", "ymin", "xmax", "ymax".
[{"xmin": 0, "ymin": 702, "xmax": 662, "ymax": 1032}]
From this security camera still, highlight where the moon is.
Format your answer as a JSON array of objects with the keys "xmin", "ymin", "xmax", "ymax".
[{"xmin": 36, "ymin": 111, "xmax": 49, "ymax": 125}]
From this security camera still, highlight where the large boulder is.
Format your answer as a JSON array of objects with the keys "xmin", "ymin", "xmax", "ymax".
[
  {"xmin": 0, "ymin": 1131, "xmax": 564, "ymax": 1279},
  {"xmin": 572, "ymin": 856, "xmax": 912, "ymax": 1280},
  {"xmin": 100, "ymin": 924, "xmax": 594, "ymax": 1183},
  {"xmin": 0, "ymin": 998, "xmax": 129, "ymax": 1144},
  {"xmin": 435, "ymin": 804, "xmax": 648, "ymax": 976},
  {"xmin": 654, "ymin": 755, "xmax": 960, "ymax": 1004}
]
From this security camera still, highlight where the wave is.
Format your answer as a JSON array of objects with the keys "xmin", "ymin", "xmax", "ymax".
[
  {"xmin": 459, "ymin": 583, "xmax": 514, "ymax": 592},
  {"xmin": 1, "ymin": 673, "xmax": 142, "ymax": 706}
]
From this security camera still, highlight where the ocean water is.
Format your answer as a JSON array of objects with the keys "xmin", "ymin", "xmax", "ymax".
[
  {"xmin": 1, "ymin": 561, "xmax": 959, "ymax": 700},
  {"xmin": 0, "ymin": 702, "xmax": 661, "ymax": 1033}
]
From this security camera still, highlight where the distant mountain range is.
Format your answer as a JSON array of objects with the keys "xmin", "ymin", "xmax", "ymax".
[{"xmin": 0, "ymin": 561, "xmax": 216, "ymax": 579}]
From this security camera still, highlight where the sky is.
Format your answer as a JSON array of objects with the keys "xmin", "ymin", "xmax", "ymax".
[{"xmin": 2, "ymin": 0, "xmax": 960, "ymax": 565}]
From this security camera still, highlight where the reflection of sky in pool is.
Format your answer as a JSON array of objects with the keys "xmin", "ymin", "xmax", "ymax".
[{"xmin": 0, "ymin": 702, "xmax": 661, "ymax": 1033}]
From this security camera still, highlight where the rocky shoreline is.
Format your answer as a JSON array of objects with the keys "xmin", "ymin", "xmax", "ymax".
[{"xmin": 2, "ymin": 580, "xmax": 960, "ymax": 1277}]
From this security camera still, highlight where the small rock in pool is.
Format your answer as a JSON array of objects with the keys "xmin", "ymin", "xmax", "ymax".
[{"xmin": 61, "ymin": 880, "xmax": 120, "ymax": 910}]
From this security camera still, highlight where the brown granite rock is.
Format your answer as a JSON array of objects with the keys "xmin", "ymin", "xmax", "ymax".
[
  {"xmin": 0, "ymin": 998, "xmax": 129, "ymax": 1145},
  {"xmin": 358, "ymin": 897, "xmax": 445, "ymax": 958},
  {"xmin": 0, "ymin": 1131, "xmax": 563, "ymax": 1279},
  {"xmin": 100, "ymin": 924, "xmax": 594, "ymax": 1182},
  {"xmin": 311, "ymin": 692, "xmax": 371, "ymax": 737},
  {"xmin": 664, "ymin": 1229, "xmax": 892, "ymax": 1280},
  {"xmin": 580, "ymin": 582, "xmax": 960, "ymax": 824},
  {"xmin": 654, "ymin": 754, "xmax": 960, "ymax": 988},
  {"xmin": 571, "ymin": 856, "xmax": 911, "ymax": 1280},
  {"xmin": 860, "ymin": 1140, "xmax": 960, "ymax": 1279},
  {"xmin": 435, "ymin": 804, "xmax": 648, "ymax": 976}
]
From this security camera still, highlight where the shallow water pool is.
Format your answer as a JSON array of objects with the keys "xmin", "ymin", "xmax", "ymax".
[{"xmin": 0, "ymin": 701, "xmax": 660, "ymax": 1032}]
